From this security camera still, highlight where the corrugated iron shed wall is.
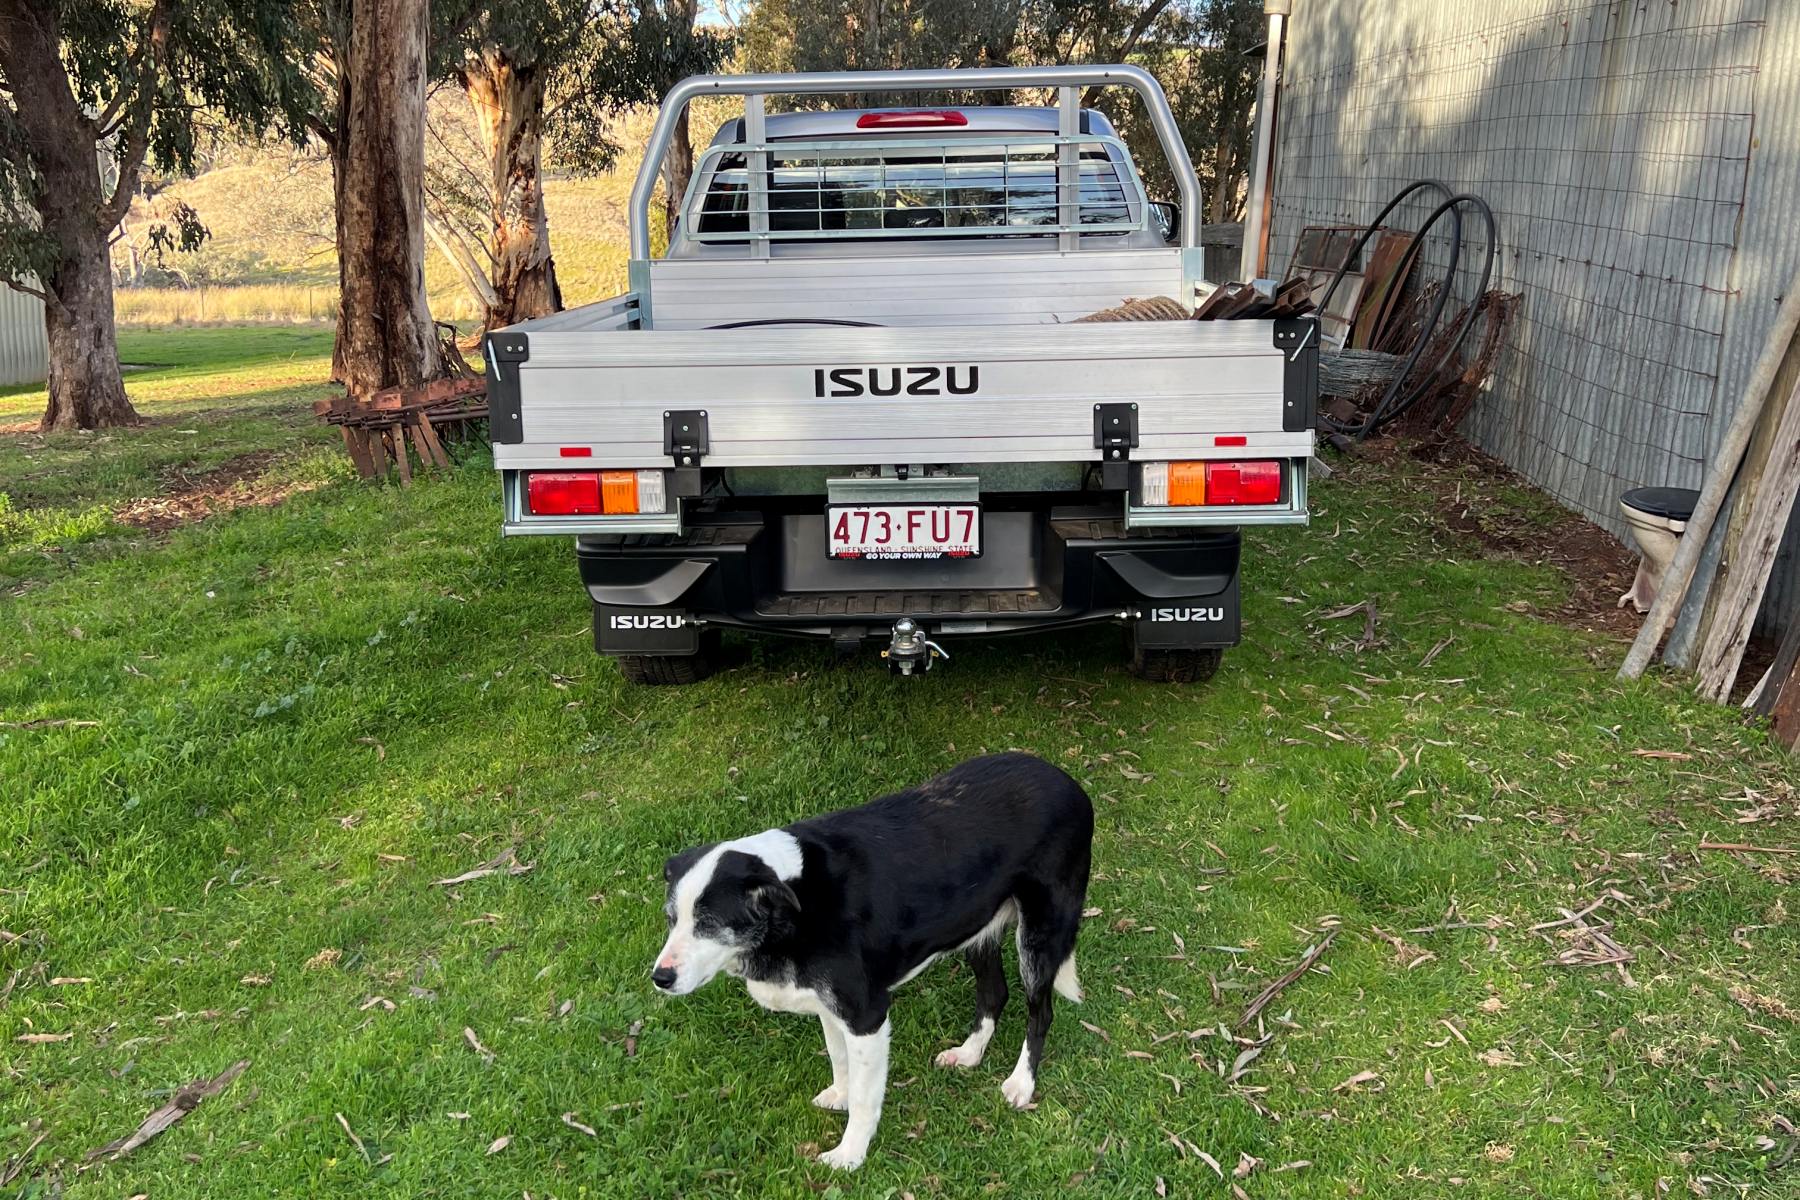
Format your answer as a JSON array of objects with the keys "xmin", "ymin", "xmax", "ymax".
[
  {"xmin": 1272, "ymin": 0, "xmax": 1796, "ymax": 639},
  {"xmin": 0, "ymin": 284, "xmax": 48, "ymax": 388}
]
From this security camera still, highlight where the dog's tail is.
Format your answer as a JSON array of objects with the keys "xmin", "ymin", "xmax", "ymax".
[{"xmin": 1052, "ymin": 953, "xmax": 1083, "ymax": 1003}]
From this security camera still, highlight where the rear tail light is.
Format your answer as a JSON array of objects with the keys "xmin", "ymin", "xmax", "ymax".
[
  {"xmin": 855, "ymin": 110, "xmax": 970, "ymax": 129},
  {"xmin": 527, "ymin": 470, "xmax": 667, "ymax": 516},
  {"xmin": 1204, "ymin": 460, "xmax": 1282, "ymax": 505},
  {"xmin": 1138, "ymin": 460, "xmax": 1282, "ymax": 507}
]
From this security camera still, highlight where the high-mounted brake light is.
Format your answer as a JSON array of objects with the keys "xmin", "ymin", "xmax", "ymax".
[
  {"xmin": 527, "ymin": 470, "xmax": 667, "ymax": 516},
  {"xmin": 855, "ymin": 110, "xmax": 970, "ymax": 129},
  {"xmin": 1139, "ymin": 460, "xmax": 1283, "ymax": 507}
]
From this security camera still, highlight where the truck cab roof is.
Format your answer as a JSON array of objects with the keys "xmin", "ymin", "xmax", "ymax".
[{"xmin": 705, "ymin": 106, "xmax": 1120, "ymax": 146}]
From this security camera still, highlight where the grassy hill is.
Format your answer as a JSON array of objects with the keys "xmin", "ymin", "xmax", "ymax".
[{"xmin": 115, "ymin": 104, "xmax": 671, "ymax": 327}]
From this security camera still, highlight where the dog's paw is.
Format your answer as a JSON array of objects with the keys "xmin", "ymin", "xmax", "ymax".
[
  {"xmin": 810, "ymin": 1084, "xmax": 848, "ymax": 1111},
  {"xmin": 1000, "ymin": 1071, "xmax": 1036, "ymax": 1110},
  {"xmin": 817, "ymin": 1143, "xmax": 866, "ymax": 1172},
  {"xmin": 934, "ymin": 1045, "xmax": 983, "ymax": 1069}
]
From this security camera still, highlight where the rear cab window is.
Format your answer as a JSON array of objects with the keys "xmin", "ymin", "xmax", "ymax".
[{"xmin": 690, "ymin": 134, "xmax": 1141, "ymax": 238}]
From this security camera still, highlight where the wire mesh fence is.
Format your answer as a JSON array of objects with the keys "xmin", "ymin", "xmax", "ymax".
[{"xmin": 1271, "ymin": 0, "xmax": 1765, "ymax": 533}]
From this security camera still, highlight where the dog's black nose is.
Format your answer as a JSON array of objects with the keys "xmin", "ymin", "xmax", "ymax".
[{"xmin": 651, "ymin": 966, "xmax": 677, "ymax": 990}]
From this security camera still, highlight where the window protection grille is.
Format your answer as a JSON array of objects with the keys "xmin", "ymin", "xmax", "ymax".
[{"xmin": 684, "ymin": 135, "xmax": 1147, "ymax": 241}]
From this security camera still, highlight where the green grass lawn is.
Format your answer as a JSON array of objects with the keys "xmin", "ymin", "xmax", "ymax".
[
  {"xmin": 0, "ymin": 326, "xmax": 345, "ymax": 591},
  {"xmin": 1, "ymin": 331, "xmax": 1796, "ymax": 1199}
]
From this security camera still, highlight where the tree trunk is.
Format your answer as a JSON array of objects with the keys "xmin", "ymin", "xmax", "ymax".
[
  {"xmin": 338, "ymin": 0, "xmax": 442, "ymax": 398},
  {"xmin": 327, "ymin": 91, "xmax": 352, "ymax": 384},
  {"xmin": 328, "ymin": 131, "xmax": 352, "ymax": 383},
  {"xmin": 661, "ymin": 106, "xmax": 695, "ymax": 242},
  {"xmin": 41, "ymin": 226, "xmax": 138, "ymax": 431},
  {"xmin": 1208, "ymin": 126, "xmax": 1235, "ymax": 224},
  {"xmin": 464, "ymin": 49, "xmax": 560, "ymax": 330},
  {"xmin": 0, "ymin": 0, "xmax": 141, "ymax": 430},
  {"xmin": 659, "ymin": 0, "xmax": 700, "ymax": 237}
]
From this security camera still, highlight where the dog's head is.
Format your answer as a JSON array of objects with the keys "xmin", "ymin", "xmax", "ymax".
[{"xmin": 652, "ymin": 843, "xmax": 800, "ymax": 995}]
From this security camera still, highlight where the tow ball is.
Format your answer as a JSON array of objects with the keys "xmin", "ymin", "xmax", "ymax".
[{"xmin": 882, "ymin": 618, "xmax": 948, "ymax": 676}]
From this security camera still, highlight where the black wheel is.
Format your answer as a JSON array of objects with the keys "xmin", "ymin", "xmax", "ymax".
[
  {"xmin": 617, "ymin": 632, "xmax": 721, "ymax": 685},
  {"xmin": 1126, "ymin": 631, "xmax": 1223, "ymax": 684}
]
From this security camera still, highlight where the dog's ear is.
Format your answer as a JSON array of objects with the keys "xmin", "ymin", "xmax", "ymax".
[
  {"xmin": 664, "ymin": 844, "xmax": 710, "ymax": 884},
  {"xmin": 748, "ymin": 878, "xmax": 800, "ymax": 917}
]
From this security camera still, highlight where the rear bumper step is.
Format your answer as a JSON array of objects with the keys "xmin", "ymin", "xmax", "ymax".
[{"xmin": 577, "ymin": 505, "xmax": 1241, "ymax": 653}]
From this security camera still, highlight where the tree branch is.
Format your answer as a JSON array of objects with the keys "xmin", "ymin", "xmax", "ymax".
[
  {"xmin": 423, "ymin": 204, "xmax": 498, "ymax": 313},
  {"xmin": 3, "ymin": 275, "xmax": 49, "ymax": 303},
  {"xmin": 1081, "ymin": 0, "xmax": 1176, "ymax": 107},
  {"xmin": 98, "ymin": 0, "xmax": 173, "ymax": 232}
]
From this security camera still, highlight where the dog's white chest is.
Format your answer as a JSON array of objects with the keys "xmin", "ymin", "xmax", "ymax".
[{"xmin": 745, "ymin": 976, "xmax": 828, "ymax": 1015}]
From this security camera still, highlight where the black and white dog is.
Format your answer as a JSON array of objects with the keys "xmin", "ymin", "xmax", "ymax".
[{"xmin": 652, "ymin": 752, "xmax": 1094, "ymax": 1171}]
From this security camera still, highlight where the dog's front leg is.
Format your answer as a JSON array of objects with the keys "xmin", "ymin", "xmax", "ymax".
[
  {"xmin": 816, "ymin": 1017, "xmax": 890, "ymax": 1172},
  {"xmin": 812, "ymin": 1016, "xmax": 849, "ymax": 1110}
]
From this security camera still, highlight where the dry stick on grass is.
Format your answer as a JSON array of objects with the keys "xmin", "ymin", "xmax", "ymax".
[
  {"xmin": 1420, "ymin": 636, "xmax": 1455, "ymax": 668},
  {"xmin": 1698, "ymin": 841, "xmax": 1798, "ymax": 856},
  {"xmin": 85, "ymin": 1060, "xmax": 250, "ymax": 1161},
  {"xmin": 1322, "ymin": 601, "xmax": 1379, "ymax": 650},
  {"xmin": 1528, "ymin": 891, "xmax": 1626, "ymax": 932},
  {"xmin": 1238, "ymin": 931, "xmax": 1337, "ymax": 1028},
  {"xmin": 335, "ymin": 1112, "xmax": 371, "ymax": 1163},
  {"xmin": 1538, "ymin": 902, "xmax": 1636, "ymax": 985},
  {"xmin": 433, "ymin": 848, "xmax": 535, "ymax": 887},
  {"xmin": 0, "ymin": 1131, "xmax": 49, "ymax": 1187}
]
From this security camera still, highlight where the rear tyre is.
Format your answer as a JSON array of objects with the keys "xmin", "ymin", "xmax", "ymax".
[
  {"xmin": 617, "ymin": 631, "xmax": 721, "ymax": 686},
  {"xmin": 1125, "ymin": 632, "xmax": 1223, "ymax": 684}
]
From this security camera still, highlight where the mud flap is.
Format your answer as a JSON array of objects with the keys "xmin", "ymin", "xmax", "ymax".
[
  {"xmin": 594, "ymin": 606, "xmax": 700, "ymax": 656},
  {"xmin": 1131, "ymin": 577, "xmax": 1240, "ymax": 648}
]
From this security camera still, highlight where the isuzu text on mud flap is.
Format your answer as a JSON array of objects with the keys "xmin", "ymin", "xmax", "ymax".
[{"xmin": 486, "ymin": 66, "xmax": 1315, "ymax": 685}]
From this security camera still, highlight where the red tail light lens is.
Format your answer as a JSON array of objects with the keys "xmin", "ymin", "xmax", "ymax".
[
  {"xmin": 527, "ymin": 472, "xmax": 601, "ymax": 515},
  {"xmin": 1202, "ymin": 460, "xmax": 1282, "ymax": 505},
  {"xmin": 855, "ymin": 110, "xmax": 970, "ymax": 129}
]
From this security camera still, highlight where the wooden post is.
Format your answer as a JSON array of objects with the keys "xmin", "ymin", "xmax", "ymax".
[
  {"xmin": 1756, "ymin": 618, "xmax": 1800, "ymax": 751},
  {"xmin": 1691, "ymin": 361, "xmax": 1800, "ymax": 701},
  {"xmin": 407, "ymin": 419, "xmax": 436, "ymax": 473},
  {"xmin": 1621, "ymin": 262, "xmax": 1800, "ymax": 679},
  {"xmin": 414, "ymin": 411, "xmax": 452, "ymax": 467}
]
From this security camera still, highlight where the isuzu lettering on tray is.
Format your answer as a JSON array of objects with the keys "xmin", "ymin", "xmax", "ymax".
[{"xmin": 813, "ymin": 366, "xmax": 981, "ymax": 398}]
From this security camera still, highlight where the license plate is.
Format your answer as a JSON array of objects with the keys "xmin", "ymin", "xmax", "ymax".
[{"xmin": 827, "ymin": 504, "xmax": 981, "ymax": 560}]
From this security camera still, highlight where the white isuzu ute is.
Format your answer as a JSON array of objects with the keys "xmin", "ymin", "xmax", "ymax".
[{"xmin": 486, "ymin": 66, "xmax": 1315, "ymax": 683}]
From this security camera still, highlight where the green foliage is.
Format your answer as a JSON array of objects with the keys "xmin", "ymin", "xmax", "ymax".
[
  {"xmin": 0, "ymin": 490, "xmax": 118, "ymax": 551},
  {"xmin": 434, "ymin": 0, "xmax": 729, "ymax": 177},
  {"xmin": 740, "ymin": 0, "xmax": 1265, "ymax": 215},
  {"xmin": 743, "ymin": 0, "xmax": 1025, "ymax": 105},
  {"xmin": 1099, "ymin": 0, "xmax": 1263, "ymax": 215},
  {"xmin": 0, "ymin": 101, "xmax": 53, "ymax": 286},
  {"xmin": 0, "ymin": 0, "xmax": 314, "ymax": 290},
  {"xmin": 142, "ymin": 199, "xmax": 210, "ymax": 264}
]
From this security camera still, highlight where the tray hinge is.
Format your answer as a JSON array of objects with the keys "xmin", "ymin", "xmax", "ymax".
[
  {"xmin": 1094, "ymin": 402, "xmax": 1139, "ymax": 490},
  {"xmin": 663, "ymin": 409, "xmax": 709, "ymax": 497}
]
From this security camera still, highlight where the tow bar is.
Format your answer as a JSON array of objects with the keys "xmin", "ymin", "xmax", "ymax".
[{"xmin": 882, "ymin": 618, "xmax": 948, "ymax": 675}]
